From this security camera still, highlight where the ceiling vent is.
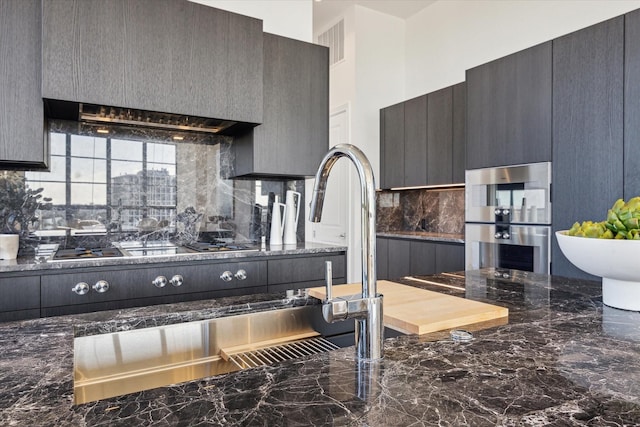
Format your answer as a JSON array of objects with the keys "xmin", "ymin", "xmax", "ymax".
[{"xmin": 317, "ymin": 20, "xmax": 344, "ymax": 66}]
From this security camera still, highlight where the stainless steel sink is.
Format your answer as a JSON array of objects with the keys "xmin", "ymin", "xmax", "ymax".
[{"xmin": 73, "ymin": 306, "xmax": 340, "ymax": 404}]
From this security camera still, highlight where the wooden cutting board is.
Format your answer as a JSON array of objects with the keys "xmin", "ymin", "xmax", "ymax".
[{"xmin": 307, "ymin": 280, "xmax": 508, "ymax": 335}]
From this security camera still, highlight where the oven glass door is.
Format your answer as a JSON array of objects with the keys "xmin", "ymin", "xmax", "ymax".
[
  {"xmin": 465, "ymin": 223, "xmax": 550, "ymax": 274},
  {"xmin": 465, "ymin": 162, "xmax": 552, "ymax": 224}
]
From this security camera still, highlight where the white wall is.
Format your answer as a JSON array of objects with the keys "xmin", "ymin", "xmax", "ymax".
[
  {"xmin": 190, "ymin": 0, "xmax": 313, "ymax": 42},
  {"xmin": 404, "ymin": 0, "xmax": 640, "ymax": 98}
]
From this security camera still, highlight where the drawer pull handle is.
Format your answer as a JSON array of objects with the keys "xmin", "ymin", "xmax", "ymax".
[
  {"xmin": 220, "ymin": 271, "xmax": 233, "ymax": 282},
  {"xmin": 170, "ymin": 274, "xmax": 184, "ymax": 287},
  {"xmin": 234, "ymin": 269, "xmax": 247, "ymax": 281},
  {"xmin": 93, "ymin": 280, "xmax": 110, "ymax": 293},
  {"xmin": 72, "ymin": 282, "xmax": 90, "ymax": 295},
  {"xmin": 153, "ymin": 276, "xmax": 167, "ymax": 288}
]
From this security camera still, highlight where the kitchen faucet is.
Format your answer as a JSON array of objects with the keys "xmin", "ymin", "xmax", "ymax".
[{"xmin": 309, "ymin": 144, "xmax": 384, "ymax": 360}]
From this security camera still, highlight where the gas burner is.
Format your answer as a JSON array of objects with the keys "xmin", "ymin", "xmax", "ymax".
[
  {"xmin": 183, "ymin": 242, "xmax": 259, "ymax": 253},
  {"xmin": 53, "ymin": 247, "xmax": 124, "ymax": 260}
]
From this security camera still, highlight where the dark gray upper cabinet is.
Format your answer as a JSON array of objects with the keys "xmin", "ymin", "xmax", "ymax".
[
  {"xmin": 427, "ymin": 87, "xmax": 453, "ymax": 185},
  {"xmin": 41, "ymin": 0, "xmax": 263, "ymax": 125},
  {"xmin": 403, "ymin": 95, "xmax": 428, "ymax": 187},
  {"xmin": 380, "ymin": 102, "xmax": 405, "ymax": 189},
  {"xmin": 451, "ymin": 82, "xmax": 466, "ymax": 184},
  {"xmin": 552, "ymin": 17, "xmax": 624, "ymax": 279},
  {"xmin": 0, "ymin": 0, "xmax": 47, "ymax": 169},
  {"xmin": 379, "ymin": 82, "xmax": 465, "ymax": 189},
  {"xmin": 229, "ymin": 33, "xmax": 329, "ymax": 178},
  {"xmin": 466, "ymin": 41, "xmax": 552, "ymax": 169},
  {"xmin": 625, "ymin": 9, "xmax": 640, "ymax": 200}
]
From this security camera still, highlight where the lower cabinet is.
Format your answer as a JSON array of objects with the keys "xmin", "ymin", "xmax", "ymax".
[
  {"xmin": 267, "ymin": 253, "xmax": 347, "ymax": 293},
  {"xmin": 0, "ymin": 275, "xmax": 40, "ymax": 322},
  {"xmin": 0, "ymin": 252, "xmax": 348, "ymax": 320},
  {"xmin": 377, "ymin": 237, "xmax": 464, "ymax": 280}
]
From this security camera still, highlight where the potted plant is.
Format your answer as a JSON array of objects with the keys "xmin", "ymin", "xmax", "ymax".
[{"xmin": 0, "ymin": 171, "xmax": 51, "ymax": 259}]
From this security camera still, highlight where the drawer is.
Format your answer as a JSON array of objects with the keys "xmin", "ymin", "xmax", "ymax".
[
  {"xmin": 268, "ymin": 254, "xmax": 346, "ymax": 285},
  {"xmin": 0, "ymin": 276, "xmax": 40, "ymax": 312}
]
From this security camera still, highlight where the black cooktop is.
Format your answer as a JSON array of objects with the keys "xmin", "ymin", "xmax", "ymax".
[
  {"xmin": 53, "ymin": 247, "xmax": 125, "ymax": 260},
  {"xmin": 183, "ymin": 242, "xmax": 258, "ymax": 253}
]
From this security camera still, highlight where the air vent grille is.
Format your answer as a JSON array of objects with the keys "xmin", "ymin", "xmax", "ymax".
[{"xmin": 317, "ymin": 20, "xmax": 344, "ymax": 66}]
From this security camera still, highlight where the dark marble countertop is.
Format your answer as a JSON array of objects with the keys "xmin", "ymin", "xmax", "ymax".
[
  {"xmin": 0, "ymin": 241, "xmax": 347, "ymax": 274},
  {"xmin": 2, "ymin": 269, "xmax": 640, "ymax": 426},
  {"xmin": 377, "ymin": 230, "xmax": 464, "ymax": 243}
]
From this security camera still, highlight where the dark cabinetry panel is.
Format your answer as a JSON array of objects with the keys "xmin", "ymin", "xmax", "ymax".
[
  {"xmin": 387, "ymin": 239, "xmax": 411, "ymax": 279},
  {"xmin": 41, "ymin": 260, "xmax": 267, "ymax": 312},
  {"xmin": 625, "ymin": 9, "xmax": 640, "ymax": 200},
  {"xmin": 552, "ymin": 17, "xmax": 624, "ymax": 279},
  {"xmin": 0, "ymin": 275, "xmax": 40, "ymax": 321},
  {"xmin": 427, "ymin": 87, "xmax": 453, "ymax": 185},
  {"xmin": 403, "ymin": 95, "xmax": 428, "ymax": 187},
  {"xmin": 466, "ymin": 41, "xmax": 552, "ymax": 169},
  {"xmin": 0, "ymin": 0, "xmax": 47, "ymax": 169},
  {"xmin": 231, "ymin": 33, "xmax": 329, "ymax": 178},
  {"xmin": 41, "ymin": 0, "xmax": 263, "ymax": 124},
  {"xmin": 378, "ymin": 237, "xmax": 464, "ymax": 280},
  {"xmin": 380, "ymin": 103, "xmax": 405, "ymax": 189},
  {"xmin": 267, "ymin": 254, "xmax": 346, "ymax": 288},
  {"xmin": 452, "ymin": 82, "xmax": 467, "ymax": 184}
]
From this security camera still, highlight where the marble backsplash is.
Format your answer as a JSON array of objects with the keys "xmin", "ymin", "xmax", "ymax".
[
  {"xmin": 377, "ymin": 188, "xmax": 465, "ymax": 235},
  {"xmin": 0, "ymin": 120, "xmax": 303, "ymax": 255}
]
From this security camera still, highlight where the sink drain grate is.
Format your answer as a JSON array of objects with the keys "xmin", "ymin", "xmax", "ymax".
[{"xmin": 227, "ymin": 337, "xmax": 339, "ymax": 369}]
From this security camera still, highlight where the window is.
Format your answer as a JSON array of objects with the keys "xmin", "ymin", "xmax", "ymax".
[{"xmin": 25, "ymin": 131, "xmax": 177, "ymax": 232}]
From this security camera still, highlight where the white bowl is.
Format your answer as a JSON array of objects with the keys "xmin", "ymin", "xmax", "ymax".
[{"xmin": 556, "ymin": 230, "xmax": 640, "ymax": 311}]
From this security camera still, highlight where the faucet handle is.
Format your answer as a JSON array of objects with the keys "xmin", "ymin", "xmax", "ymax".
[{"xmin": 325, "ymin": 261, "xmax": 333, "ymax": 301}]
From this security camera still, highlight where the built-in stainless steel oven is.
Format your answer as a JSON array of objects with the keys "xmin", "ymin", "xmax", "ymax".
[{"xmin": 465, "ymin": 162, "xmax": 551, "ymax": 274}]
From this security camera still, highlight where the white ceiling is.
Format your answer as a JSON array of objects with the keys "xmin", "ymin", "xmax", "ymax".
[{"xmin": 313, "ymin": 0, "xmax": 436, "ymax": 31}]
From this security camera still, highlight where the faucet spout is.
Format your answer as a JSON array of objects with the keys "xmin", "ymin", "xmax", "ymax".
[{"xmin": 309, "ymin": 144, "xmax": 383, "ymax": 360}]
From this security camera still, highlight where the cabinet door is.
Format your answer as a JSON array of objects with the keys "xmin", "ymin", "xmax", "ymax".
[
  {"xmin": 625, "ymin": 9, "xmax": 640, "ymax": 200},
  {"xmin": 0, "ymin": 0, "xmax": 47, "ymax": 169},
  {"xmin": 376, "ymin": 238, "xmax": 389, "ymax": 280},
  {"xmin": 466, "ymin": 41, "xmax": 552, "ymax": 169},
  {"xmin": 427, "ymin": 87, "xmax": 453, "ymax": 185},
  {"xmin": 387, "ymin": 239, "xmax": 410, "ymax": 279},
  {"xmin": 42, "ymin": 0, "xmax": 263, "ymax": 124},
  {"xmin": 0, "ymin": 275, "xmax": 40, "ymax": 321},
  {"xmin": 380, "ymin": 103, "xmax": 405, "ymax": 189},
  {"xmin": 452, "ymin": 82, "xmax": 466, "ymax": 184},
  {"xmin": 552, "ymin": 17, "xmax": 624, "ymax": 279},
  {"xmin": 267, "ymin": 254, "xmax": 346, "ymax": 289},
  {"xmin": 230, "ymin": 34, "xmax": 329, "ymax": 178},
  {"xmin": 403, "ymin": 95, "xmax": 427, "ymax": 187},
  {"xmin": 409, "ymin": 241, "xmax": 435, "ymax": 276},
  {"xmin": 435, "ymin": 243, "xmax": 464, "ymax": 274}
]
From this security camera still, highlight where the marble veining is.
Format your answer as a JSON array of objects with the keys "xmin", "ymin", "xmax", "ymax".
[
  {"xmin": 2, "ymin": 269, "xmax": 640, "ymax": 426},
  {"xmin": 377, "ymin": 188, "xmax": 464, "ymax": 237}
]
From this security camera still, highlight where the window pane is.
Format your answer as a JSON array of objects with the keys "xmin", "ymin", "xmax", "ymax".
[
  {"xmin": 71, "ymin": 158, "xmax": 106, "ymax": 183},
  {"xmin": 119, "ymin": 208, "xmax": 142, "ymax": 231},
  {"xmin": 70, "ymin": 135, "xmax": 106, "ymax": 158},
  {"xmin": 112, "ymin": 139, "xmax": 143, "ymax": 161},
  {"xmin": 112, "ymin": 160, "xmax": 143, "ymax": 179},
  {"xmin": 50, "ymin": 133, "xmax": 66, "ymax": 156},
  {"xmin": 26, "ymin": 155, "xmax": 66, "ymax": 182},
  {"xmin": 112, "ymin": 183, "xmax": 143, "ymax": 207},
  {"xmin": 147, "ymin": 143, "xmax": 176, "ymax": 164},
  {"xmin": 71, "ymin": 183, "xmax": 106, "ymax": 205},
  {"xmin": 25, "ymin": 181, "xmax": 66, "ymax": 205}
]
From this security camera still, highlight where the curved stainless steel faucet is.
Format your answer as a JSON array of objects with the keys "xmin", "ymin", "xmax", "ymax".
[{"xmin": 309, "ymin": 144, "xmax": 384, "ymax": 360}]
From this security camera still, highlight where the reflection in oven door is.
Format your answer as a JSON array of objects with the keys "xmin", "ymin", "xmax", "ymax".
[{"xmin": 465, "ymin": 223, "xmax": 550, "ymax": 274}]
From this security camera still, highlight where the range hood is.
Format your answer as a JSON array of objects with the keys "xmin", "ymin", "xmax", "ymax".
[{"xmin": 44, "ymin": 99, "xmax": 255, "ymax": 136}]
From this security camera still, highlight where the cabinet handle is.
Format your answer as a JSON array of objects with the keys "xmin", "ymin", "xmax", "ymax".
[
  {"xmin": 234, "ymin": 269, "xmax": 247, "ymax": 281},
  {"xmin": 93, "ymin": 280, "xmax": 110, "ymax": 293},
  {"xmin": 220, "ymin": 271, "xmax": 233, "ymax": 282},
  {"xmin": 153, "ymin": 276, "xmax": 168, "ymax": 288},
  {"xmin": 170, "ymin": 274, "xmax": 184, "ymax": 287},
  {"xmin": 72, "ymin": 282, "xmax": 90, "ymax": 295}
]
